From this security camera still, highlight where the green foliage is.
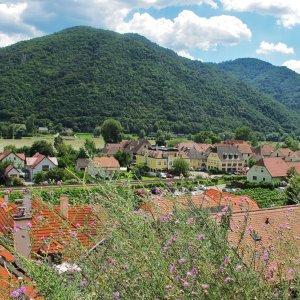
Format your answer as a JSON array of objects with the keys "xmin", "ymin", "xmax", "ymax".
[
  {"xmin": 84, "ymin": 139, "xmax": 96, "ymax": 156},
  {"xmin": 235, "ymin": 126, "xmax": 251, "ymax": 141},
  {"xmin": 286, "ymin": 175, "xmax": 300, "ymax": 204},
  {"xmin": 101, "ymin": 119, "xmax": 123, "ymax": 144},
  {"xmin": 193, "ymin": 131, "xmax": 221, "ymax": 144},
  {"xmin": 155, "ymin": 130, "xmax": 171, "ymax": 146},
  {"xmin": 53, "ymin": 135, "xmax": 64, "ymax": 151},
  {"xmin": 283, "ymin": 136, "xmax": 299, "ymax": 151},
  {"xmin": 93, "ymin": 126, "xmax": 102, "ymax": 137},
  {"xmin": 233, "ymin": 188, "xmax": 287, "ymax": 208},
  {"xmin": 30, "ymin": 140, "xmax": 55, "ymax": 156},
  {"xmin": 114, "ymin": 151, "xmax": 131, "ymax": 167},
  {"xmin": 218, "ymin": 58, "xmax": 300, "ymax": 114},
  {"xmin": 0, "ymin": 27, "xmax": 299, "ymax": 135},
  {"xmin": 77, "ymin": 147, "xmax": 89, "ymax": 159},
  {"xmin": 12, "ymin": 183, "xmax": 300, "ymax": 299},
  {"xmin": 167, "ymin": 138, "xmax": 188, "ymax": 147},
  {"xmin": 172, "ymin": 158, "xmax": 190, "ymax": 177}
]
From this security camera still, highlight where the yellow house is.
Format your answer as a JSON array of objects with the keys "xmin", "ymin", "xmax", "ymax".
[
  {"xmin": 136, "ymin": 146, "xmax": 189, "ymax": 172},
  {"xmin": 206, "ymin": 145, "xmax": 244, "ymax": 173}
]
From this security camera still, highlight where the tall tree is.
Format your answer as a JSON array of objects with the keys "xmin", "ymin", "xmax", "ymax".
[
  {"xmin": 235, "ymin": 126, "xmax": 251, "ymax": 141},
  {"xmin": 30, "ymin": 140, "xmax": 55, "ymax": 156},
  {"xmin": 172, "ymin": 158, "xmax": 190, "ymax": 177},
  {"xmin": 101, "ymin": 119, "xmax": 123, "ymax": 144},
  {"xmin": 84, "ymin": 139, "xmax": 96, "ymax": 156}
]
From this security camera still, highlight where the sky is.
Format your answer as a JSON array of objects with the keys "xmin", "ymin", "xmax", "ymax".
[{"xmin": 1, "ymin": 0, "xmax": 300, "ymax": 73}]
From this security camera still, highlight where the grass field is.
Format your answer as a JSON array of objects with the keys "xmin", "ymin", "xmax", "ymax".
[{"xmin": 0, "ymin": 135, "xmax": 105, "ymax": 151}]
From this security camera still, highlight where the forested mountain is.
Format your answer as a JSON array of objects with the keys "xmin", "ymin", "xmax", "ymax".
[
  {"xmin": 0, "ymin": 26, "xmax": 299, "ymax": 135},
  {"xmin": 217, "ymin": 58, "xmax": 300, "ymax": 112}
]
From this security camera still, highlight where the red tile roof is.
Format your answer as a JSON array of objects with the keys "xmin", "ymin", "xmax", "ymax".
[
  {"xmin": 92, "ymin": 156, "xmax": 120, "ymax": 169},
  {"xmin": 228, "ymin": 205, "xmax": 300, "ymax": 273},
  {"xmin": 0, "ymin": 197, "xmax": 93, "ymax": 256},
  {"xmin": 0, "ymin": 151, "xmax": 25, "ymax": 162},
  {"xmin": 54, "ymin": 205, "xmax": 106, "ymax": 237},
  {"xmin": 257, "ymin": 157, "xmax": 290, "ymax": 177},
  {"xmin": 26, "ymin": 154, "xmax": 58, "ymax": 169},
  {"xmin": 0, "ymin": 244, "xmax": 44, "ymax": 299},
  {"xmin": 139, "ymin": 189, "xmax": 259, "ymax": 219}
]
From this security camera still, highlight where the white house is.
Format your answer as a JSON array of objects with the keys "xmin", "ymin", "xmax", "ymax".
[
  {"xmin": 5, "ymin": 165, "xmax": 21, "ymax": 178},
  {"xmin": 25, "ymin": 153, "xmax": 58, "ymax": 181},
  {"xmin": 0, "ymin": 150, "xmax": 25, "ymax": 168}
]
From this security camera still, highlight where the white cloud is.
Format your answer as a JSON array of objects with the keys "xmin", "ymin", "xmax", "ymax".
[
  {"xmin": 117, "ymin": 10, "xmax": 252, "ymax": 51},
  {"xmin": 177, "ymin": 50, "xmax": 196, "ymax": 60},
  {"xmin": 0, "ymin": 2, "xmax": 42, "ymax": 47},
  {"xmin": 282, "ymin": 60, "xmax": 300, "ymax": 74},
  {"xmin": 256, "ymin": 41, "xmax": 294, "ymax": 55},
  {"xmin": 221, "ymin": 0, "xmax": 300, "ymax": 28}
]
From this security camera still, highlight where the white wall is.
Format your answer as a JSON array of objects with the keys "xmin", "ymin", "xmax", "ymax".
[
  {"xmin": 26, "ymin": 157, "xmax": 57, "ymax": 181},
  {"xmin": 2, "ymin": 153, "xmax": 24, "ymax": 168}
]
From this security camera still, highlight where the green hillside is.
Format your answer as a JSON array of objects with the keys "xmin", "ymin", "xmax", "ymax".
[
  {"xmin": 217, "ymin": 58, "xmax": 300, "ymax": 112},
  {"xmin": 0, "ymin": 26, "xmax": 299, "ymax": 135}
]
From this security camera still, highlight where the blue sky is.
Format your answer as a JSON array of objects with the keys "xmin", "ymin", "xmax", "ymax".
[{"xmin": 1, "ymin": 0, "xmax": 300, "ymax": 73}]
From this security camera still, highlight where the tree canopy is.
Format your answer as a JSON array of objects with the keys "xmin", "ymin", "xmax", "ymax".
[{"xmin": 101, "ymin": 119, "xmax": 123, "ymax": 144}]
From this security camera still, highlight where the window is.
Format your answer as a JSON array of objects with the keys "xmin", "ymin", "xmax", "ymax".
[
  {"xmin": 263, "ymin": 178, "xmax": 265, "ymax": 181},
  {"xmin": 253, "ymin": 176, "xmax": 257, "ymax": 180},
  {"xmin": 42, "ymin": 165, "xmax": 49, "ymax": 171},
  {"xmin": 261, "ymin": 169, "xmax": 264, "ymax": 172}
]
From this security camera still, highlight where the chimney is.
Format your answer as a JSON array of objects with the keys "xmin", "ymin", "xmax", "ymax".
[
  {"xmin": 3, "ymin": 194, "xmax": 9, "ymax": 205},
  {"xmin": 60, "ymin": 195, "xmax": 69, "ymax": 218},
  {"xmin": 13, "ymin": 193, "xmax": 33, "ymax": 259}
]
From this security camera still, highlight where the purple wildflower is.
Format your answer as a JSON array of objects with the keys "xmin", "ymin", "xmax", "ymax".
[
  {"xmin": 224, "ymin": 256, "xmax": 231, "ymax": 264},
  {"xmin": 10, "ymin": 290, "xmax": 20, "ymax": 298},
  {"xmin": 219, "ymin": 265, "xmax": 225, "ymax": 272},
  {"xmin": 26, "ymin": 222, "xmax": 32, "ymax": 228},
  {"xmin": 236, "ymin": 265, "xmax": 242, "ymax": 271},
  {"xmin": 197, "ymin": 234, "xmax": 205, "ymax": 241},
  {"xmin": 123, "ymin": 265, "xmax": 129, "ymax": 270},
  {"xmin": 80, "ymin": 280, "xmax": 87, "ymax": 287},
  {"xmin": 113, "ymin": 291, "xmax": 120, "ymax": 299},
  {"xmin": 224, "ymin": 277, "xmax": 232, "ymax": 283},
  {"xmin": 36, "ymin": 259, "xmax": 42, "ymax": 266},
  {"xmin": 186, "ymin": 217, "xmax": 194, "ymax": 224},
  {"xmin": 36, "ymin": 215, "xmax": 43, "ymax": 222},
  {"xmin": 178, "ymin": 258, "xmax": 186, "ymax": 265},
  {"xmin": 169, "ymin": 265, "xmax": 176, "ymax": 273},
  {"xmin": 111, "ymin": 260, "xmax": 117, "ymax": 266},
  {"xmin": 183, "ymin": 281, "xmax": 190, "ymax": 287},
  {"xmin": 263, "ymin": 251, "xmax": 269, "ymax": 261},
  {"xmin": 191, "ymin": 267, "xmax": 198, "ymax": 275},
  {"xmin": 201, "ymin": 284, "xmax": 209, "ymax": 290},
  {"xmin": 70, "ymin": 231, "xmax": 77, "ymax": 238},
  {"xmin": 19, "ymin": 287, "xmax": 26, "ymax": 293},
  {"xmin": 221, "ymin": 206, "xmax": 229, "ymax": 213}
]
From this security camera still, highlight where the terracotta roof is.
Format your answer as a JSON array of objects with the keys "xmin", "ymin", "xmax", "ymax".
[
  {"xmin": 228, "ymin": 205, "xmax": 300, "ymax": 273},
  {"xmin": 0, "ymin": 198, "xmax": 92, "ymax": 256},
  {"xmin": 102, "ymin": 143, "xmax": 123, "ymax": 155},
  {"xmin": 256, "ymin": 145, "xmax": 275, "ymax": 157},
  {"xmin": 0, "ymin": 151, "xmax": 25, "ymax": 162},
  {"xmin": 257, "ymin": 157, "xmax": 289, "ymax": 177},
  {"xmin": 276, "ymin": 148, "xmax": 294, "ymax": 157},
  {"xmin": 0, "ymin": 244, "xmax": 44, "ymax": 299},
  {"xmin": 287, "ymin": 162, "xmax": 300, "ymax": 174},
  {"xmin": 4, "ymin": 165, "xmax": 15, "ymax": 174},
  {"xmin": 92, "ymin": 156, "xmax": 120, "ymax": 169},
  {"xmin": 139, "ymin": 189, "xmax": 258, "ymax": 220},
  {"xmin": 54, "ymin": 205, "xmax": 106, "ymax": 237}
]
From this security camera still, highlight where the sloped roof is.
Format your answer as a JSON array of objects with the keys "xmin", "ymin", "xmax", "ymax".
[
  {"xmin": 257, "ymin": 157, "xmax": 289, "ymax": 177},
  {"xmin": 26, "ymin": 154, "xmax": 58, "ymax": 169},
  {"xmin": 102, "ymin": 143, "xmax": 123, "ymax": 155},
  {"xmin": 139, "ymin": 189, "xmax": 259, "ymax": 220},
  {"xmin": 76, "ymin": 158, "xmax": 90, "ymax": 168},
  {"xmin": 0, "ymin": 244, "xmax": 44, "ymax": 299},
  {"xmin": 228, "ymin": 205, "xmax": 300, "ymax": 272},
  {"xmin": 92, "ymin": 156, "xmax": 120, "ymax": 169},
  {"xmin": 0, "ymin": 197, "xmax": 92, "ymax": 256},
  {"xmin": 0, "ymin": 151, "xmax": 25, "ymax": 162},
  {"xmin": 4, "ymin": 165, "xmax": 17, "ymax": 174},
  {"xmin": 276, "ymin": 148, "xmax": 294, "ymax": 157},
  {"xmin": 54, "ymin": 205, "xmax": 106, "ymax": 237},
  {"xmin": 256, "ymin": 144, "xmax": 275, "ymax": 157},
  {"xmin": 287, "ymin": 162, "xmax": 300, "ymax": 174}
]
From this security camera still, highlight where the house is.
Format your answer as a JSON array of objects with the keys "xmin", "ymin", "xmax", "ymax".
[
  {"xmin": 139, "ymin": 189, "xmax": 259, "ymax": 220},
  {"xmin": 270, "ymin": 148, "xmax": 294, "ymax": 159},
  {"xmin": 25, "ymin": 153, "xmax": 58, "ymax": 180},
  {"xmin": 224, "ymin": 140, "xmax": 254, "ymax": 163},
  {"xmin": 88, "ymin": 156, "xmax": 120, "ymax": 178},
  {"xmin": 38, "ymin": 127, "xmax": 49, "ymax": 134},
  {"xmin": 176, "ymin": 143, "xmax": 211, "ymax": 170},
  {"xmin": 0, "ymin": 150, "xmax": 25, "ymax": 168},
  {"xmin": 247, "ymin": 157, "xmax": 291, "ymax": 182},
  {"xmin": 4, "ymin": 165, "xmax": 21, "ymax": 178},
  {"xmin": 285, "ymin": 150, "xmax": 300, "ymax": 162},
  {"xmin": 253, "ymin": 144, "xmax": 275, "ymax": 160},
  {"xmin": 75, "ymin": 158, "xmax": 90, "ymax": 172},
  {"xmin": 228, "ymin": 205, "xmax": 300, "ymax": 273},
  {"xmin": 0, "ymin": 243, "xmax": 44, "ymax": 299},
  {"xmin": 206, "ymin": 145, "xmax": 244, "ymax": 173},
  {"xmin": 101, "ymin": 139, "xmax": 151, "ymax": 159},
  {"xmin": 136, "ymin": 145, "xmax": 189, "ymax": 172}
]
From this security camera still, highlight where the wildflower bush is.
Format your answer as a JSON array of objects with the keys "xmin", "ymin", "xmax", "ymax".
[{"xmin": 13, "ymin": 182, "xmax": 299, "ymax": 299}]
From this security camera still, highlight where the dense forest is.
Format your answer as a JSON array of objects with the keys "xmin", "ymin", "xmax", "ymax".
[
  {"xmin": 0, "ymin": 26, "xmax": 299, "ymax": 135},
  {"xmin": 217, "ymin": 58, "xmax": 300, "ymax": 113}
]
